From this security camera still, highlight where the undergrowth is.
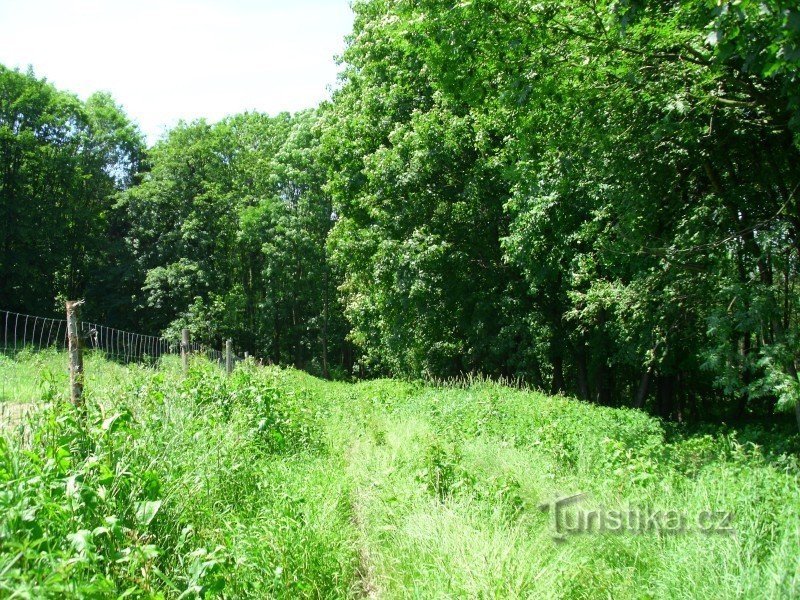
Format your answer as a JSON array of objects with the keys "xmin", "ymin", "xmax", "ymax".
[
  {"xmin": 0, "ymin": 354, "xmax": 358, "ymax": 598},
  {"xmin": 1, "ymin": 353, "xmax": 798, "ymax": 598}
]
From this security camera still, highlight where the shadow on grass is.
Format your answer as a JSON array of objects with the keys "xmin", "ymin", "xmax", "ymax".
[{"xmin": 663, "ymin": 413, "xmax": 800, "ymax": 462}]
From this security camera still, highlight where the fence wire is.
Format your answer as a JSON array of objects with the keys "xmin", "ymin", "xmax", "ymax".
[{"xmin": 0, "ymin": 308, "xmax": 245, "ymax": 406}]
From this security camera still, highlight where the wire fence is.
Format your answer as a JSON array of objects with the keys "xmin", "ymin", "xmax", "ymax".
[
  {"xmin": 0, "ymin": 308, "xmax": 241, "ymax": 364},
  {"xmin": 0, "ymin": 307, "xmax": 245, "ymax": 407}
]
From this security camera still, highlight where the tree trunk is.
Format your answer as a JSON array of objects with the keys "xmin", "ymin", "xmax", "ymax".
[
  {"xmin": 343, "ymin": 339, "xmax": 354, "ymax": 375},
  {"xmin": 321, "ymin": 266, "xmax": 330, "ymax": 379},
  {"xmin": 550, "ymin": 355, "xmax": 565, "ymax": 395},
  {"xmin": 576, "ymin": 343, "xmax": 590, "ymax": 401},
  {"xmin": 738, "ymin": 332, "xmax": 751, "ymax": 418},
  {"xmin": 795, "ymin": 400, "xmax": 800, "ymax": 434},
  {"xmin": 674, "ymin": 373, "xmax": 684, "ymax": 423},
  {"xmin": 634, "ymin": 366, "xmax": 652, "ymax": 409},
  {"xmin": 596, "ymin": 361, "xmax": 613, "ymax": 405},
  {"xmin": 657, "ymin": 374, "xmax": 674, "ymax": 419}
]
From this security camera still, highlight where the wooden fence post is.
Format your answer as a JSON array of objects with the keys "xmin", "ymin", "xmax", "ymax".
[
  {"xmin": 181, "ymin": 328, "xmax": 189, "ymax": 374},
  {"xmin": 226, "ymin": 339, "xmax": 233, "ymax": 375},
  {"xmin": 66, "ymin": 300, "xmax": 84, "ymax": 408}
]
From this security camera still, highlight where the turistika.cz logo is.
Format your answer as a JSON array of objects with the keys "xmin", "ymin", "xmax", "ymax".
[{"xmin": 539, "ymin": 493, "xmax": 735, "ymax": 542}]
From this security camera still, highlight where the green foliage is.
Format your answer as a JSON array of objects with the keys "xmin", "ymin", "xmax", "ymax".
[
  {"xmin": 2, "ymin": 3, "xmax": 800, "ymax": 596},
  {"xmin": 118, "ymin": 110, "xmax": 349, "ymax": 377},
  {"xmin": 318, "ymin": 0, "xmax": 800, "ymax": 424},
  {"xmin": 332, "ymin": 376, "xmax": 800, "ymax": 598},
  {"xmin": 0, "ymin": 66, "xmax": 145, "ymax": 322},
  {"xmin": 2, "ymin": 0, "xmax": 799, "ymax": 422},
  {"xmin": 0, "ymin": 354, "xmax": 359, "ymax": 598}
]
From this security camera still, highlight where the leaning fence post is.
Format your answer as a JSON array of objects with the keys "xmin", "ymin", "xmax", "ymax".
[
  {"xmin": 181, "ymin": 328, "xmax": 190, "ymax": 374},
  {"xmin": 66, "ymin": 300, "xmax": 84, "ymax": 408},
  {"xmin": 226, "ymin": 339, "xmax": 233, "ymax": 375}
]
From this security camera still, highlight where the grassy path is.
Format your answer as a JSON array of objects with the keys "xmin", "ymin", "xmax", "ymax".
[
  {"xmin": 351, "ymin": 487, "xmax": 381, "ymax": 599},
  {"xmin": 299, "ymin": 372, "xmax": 800, "ymax": 599}
]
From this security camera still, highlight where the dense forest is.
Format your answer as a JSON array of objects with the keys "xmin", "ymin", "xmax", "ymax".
[{"xmin": 1, "ymin": 0, "xmax": 799, "ymax": 424}]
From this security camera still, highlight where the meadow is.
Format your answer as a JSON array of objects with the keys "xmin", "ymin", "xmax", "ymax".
[{"xmin": 1, "ymin": 351, "xmax": 798, "ymax": 598}]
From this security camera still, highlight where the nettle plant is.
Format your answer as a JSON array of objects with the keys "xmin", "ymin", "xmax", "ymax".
[{"xmin": 0, "ymin": 389, "xmax": 228, "ymax": 596}]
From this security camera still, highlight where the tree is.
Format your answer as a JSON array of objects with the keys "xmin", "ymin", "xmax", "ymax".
[{"xmin": 0, "ymin": 65, "xmax": 144, "ymax": 321}]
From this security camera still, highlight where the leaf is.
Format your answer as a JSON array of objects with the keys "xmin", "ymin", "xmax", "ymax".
[
  {"xmin": 135, "ymin": 499, "xmax": 163, "ymax": 526},
  {"xmin": 67, "ymin": 529, "xmax": 94, "ymax": 556},
  {"xmin": 102, "ymin": 410, "xmax": 133, "ymax": 434}
]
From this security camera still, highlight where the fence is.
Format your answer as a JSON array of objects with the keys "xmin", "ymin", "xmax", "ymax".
[{"xmin": 0, "ymin": 302, "xmax": 246, "ymax": 408}]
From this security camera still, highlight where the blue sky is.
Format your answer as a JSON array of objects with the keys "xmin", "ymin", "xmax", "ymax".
[{"xmin": 0, "ymin": 0, "xmax": 354, "ymax": 144}]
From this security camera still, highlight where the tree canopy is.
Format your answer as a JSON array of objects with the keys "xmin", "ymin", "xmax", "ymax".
[
  {"xmin": 2, "ymin": 0, "xmax": 799, "ymax": 424},
  {"xmin": 0, "ymin": 66, "xmax": 144, "ymax": 322}
]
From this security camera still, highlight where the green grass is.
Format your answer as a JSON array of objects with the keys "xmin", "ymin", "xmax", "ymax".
[
  {"xmin": 1, "ymin": 349, "xmax": 64, "ymax": 404},
  {"xmin": 0, "ymin": 353, "xmax": 360, "ymax": 598},
  {"xmin": 1, "ymin": 353, "xmax": 799, "ymax": 598}
]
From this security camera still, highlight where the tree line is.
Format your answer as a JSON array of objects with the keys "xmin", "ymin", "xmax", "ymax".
[{"xmin": 1, "ymin": 0, "xmax": 799, "ymax": 425}]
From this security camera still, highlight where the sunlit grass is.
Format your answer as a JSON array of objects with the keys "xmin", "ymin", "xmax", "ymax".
[{"xmin": 1, "ymin": 354, "xmax": 798, "ymax": 597}]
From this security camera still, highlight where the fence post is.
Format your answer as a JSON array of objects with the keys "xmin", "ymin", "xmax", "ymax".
[
  {"xmin": 66, "ymin": 300, "xmax": 84, "ymax": 408},
  {"xmin": 181, "ymin": 328, "xmax": 189, "ymax": 374},
  {"xmin": 244, "ymin": 351, "xmax": 249, "ymax": 361},
  {"xmin": 226, "ymin": 339, "xmax": 233, "ymax": 375}
]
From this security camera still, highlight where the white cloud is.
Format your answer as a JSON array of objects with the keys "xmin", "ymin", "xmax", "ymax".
[{"xmin": 0, "ymin": 0, "xmax": 353, "ymax": 143}]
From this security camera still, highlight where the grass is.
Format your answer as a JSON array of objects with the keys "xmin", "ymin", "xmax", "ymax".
[
  {"xmin": 1, "ymin": 349, "xmax": 65, "ymax": 404},
  {"xmin": 1, "ymin": 352, "xmax": 799, "ymax": 598}
]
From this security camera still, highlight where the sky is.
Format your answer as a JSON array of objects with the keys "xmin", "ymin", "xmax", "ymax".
[{"xmin": 0, "ymin": 0, "xmax": 354, "ymax": 144}]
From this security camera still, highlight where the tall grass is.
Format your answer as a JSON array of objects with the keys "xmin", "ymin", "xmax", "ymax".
[
  {"xmin": 0, "ymin": 354, "xmax": 359, "ymax": 597},
  {"xmin": 316, "ymin": 378, "xmax": 800, "ymax": 598},
  {"xmin": 1, "ymin": 353, "xmax": 798, "ymax": 598}
]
